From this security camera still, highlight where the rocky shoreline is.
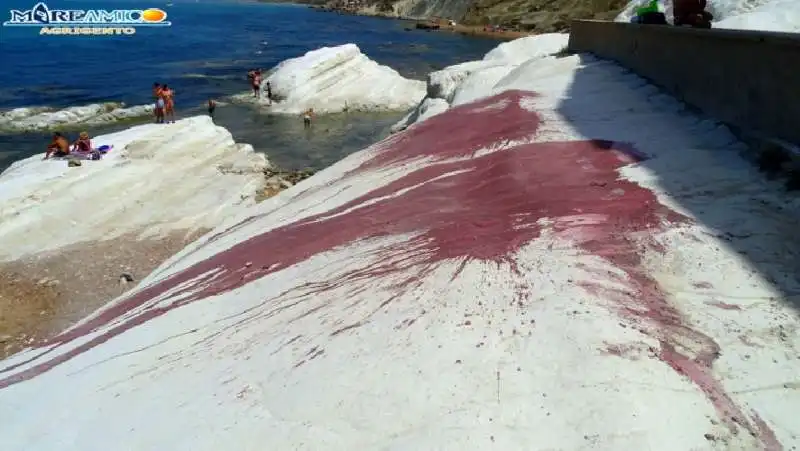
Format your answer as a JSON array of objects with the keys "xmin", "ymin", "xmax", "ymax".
[
  {"xmin": 0, "ymin": 229, "xmax": 210, "ymax": 358},
  {"xmin": 0, "ymin": 163, "xmax": 314, "ymax": 359},
  {"xmin": 257, "ymin": 166, "xmax": 316, "ymax": 201}
]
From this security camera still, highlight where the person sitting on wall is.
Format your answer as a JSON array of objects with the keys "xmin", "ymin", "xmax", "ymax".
[
  {"xmin": 630, "ymin": 0, "xmax": 668, "ymax": 25},
  {"xmin": 673, "ymin": 0, "xmax": 713, "ymax": 28}
]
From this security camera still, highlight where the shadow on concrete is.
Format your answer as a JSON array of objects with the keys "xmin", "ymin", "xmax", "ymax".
[{"xmin": 556, "ymin": 53, "xmax": 800, "ymax": 309}]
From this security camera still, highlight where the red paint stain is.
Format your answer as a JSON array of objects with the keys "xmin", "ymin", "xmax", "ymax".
[
  {"xmin": 581, "ymin": 249, "xmax": 777, "ymax": 446},
  {"xmin": 751, "ymin": 410, "xmax": 784, "ymax": 451},
  {"xmin": 0, "ymin": 90, "xmax": 780, "ymax": 449}
]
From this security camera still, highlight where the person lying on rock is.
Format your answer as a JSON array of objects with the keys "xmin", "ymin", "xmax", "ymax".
[
  {"xmin": 44, "ymin": 132, "xmax": 70, "ymax": 160},
  {"xmin": 673, "ymin": 0, "xmax": 713, "ymax": 28},
  {"xmin": 72, "ymin": 131, "xmax": 92, "ymax": 153}
]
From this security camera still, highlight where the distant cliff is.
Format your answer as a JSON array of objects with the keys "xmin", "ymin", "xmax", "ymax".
[
  {"xmin": 321, "ymin": 0, "xmax": 628, "ymax": 31},
  {"xmin": 392, "ymin": 0, "xmax": 475, "ymax": 21},
  {"xmin": 461, "ymin": 0, "xmax": 628, "ymax": 30}
]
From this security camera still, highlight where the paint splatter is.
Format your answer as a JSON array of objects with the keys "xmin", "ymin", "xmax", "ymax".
[{"xmin": 0, "ymin": 90, "xmax": 779, "ymax": 449}]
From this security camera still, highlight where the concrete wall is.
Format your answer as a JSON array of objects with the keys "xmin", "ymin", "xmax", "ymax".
[{"xmin": 567, "ymin": 20, "xmax": 800, "ymax": 146}]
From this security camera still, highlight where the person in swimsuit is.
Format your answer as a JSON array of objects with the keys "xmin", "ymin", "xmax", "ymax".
[
  {"xmin": 153, "ymin": 83, "xmax": 164, "ymax": 123},
  {"xmin": 252, "ymin": 70, "xmax": 262, "ymax": 99},
  {"xmin": 155, "ymin": 96, "xmax": 165, "ymax": 123},
  {"xmin": 72, "ymin": 131, "xmax": 92, "ymax": 153},
  {"xmin": 44, "ymin": 132, "xmax": 70, "ymax": 159},
  {"xmin": 266, "ymin": 81, "xmax": 272, "ymax": 105},
  {"xmin": 208, "ymin": 98, "xmax": 216, "ymax": 120},
  {"xmin": 302, "ymin": 108, "xmax": 314, "ymax": 128},
  {"xmin": 161, "ymin": 84, "xmax": 175, "ymax": 123}
]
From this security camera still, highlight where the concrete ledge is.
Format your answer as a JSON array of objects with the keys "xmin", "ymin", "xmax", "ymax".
[{"xmin": 567, "ymin": 20, "xmax": 800, "ymax": 147}]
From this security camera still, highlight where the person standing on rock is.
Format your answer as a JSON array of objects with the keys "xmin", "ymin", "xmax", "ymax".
[
  {"xmin": 208, "ymin": 98, "xmax": 217, "ymax": 120},
  {"xmin": 266, "ymin": 80, "xmax": 272, "ymax": 105},
  {"xmin": 153, "ymin": 82, "xmax": 165, "ymax": 123},
  {"xmin": 161, "ymin": 85, "xmax": 176, "ymax": 123},
  {"xmin": 248, "ymin": 69, "xmax": 262, "ymax": 99}
]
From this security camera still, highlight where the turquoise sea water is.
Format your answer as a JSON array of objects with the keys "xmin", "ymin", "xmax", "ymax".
[{"xmin": 0, "ymin": 0, "xmax": 500, "ymax": 170}]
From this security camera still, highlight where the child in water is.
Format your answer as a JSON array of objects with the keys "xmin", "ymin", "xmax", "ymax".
[{"xmin": 302, "ymin": 108, "xmax": 314, "ymax": 128}]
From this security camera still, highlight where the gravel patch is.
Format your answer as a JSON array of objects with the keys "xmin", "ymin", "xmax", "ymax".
[{"xmin": 0, "ymin": 228, "xmax": 209, "ymax": 358}]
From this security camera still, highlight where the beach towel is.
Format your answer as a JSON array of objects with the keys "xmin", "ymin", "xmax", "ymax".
[
  {"xmin": 69, "ymin": 150, "xmax": 101, "ymax": 160},
  {"xmin": 71, "ymin": 144, "xmax": 111, "ymax": 160}
]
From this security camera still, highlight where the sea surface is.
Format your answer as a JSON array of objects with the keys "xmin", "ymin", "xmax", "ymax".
[{"xmin": 0, "ymin": 0, "xmax": 501, "ymax": 171}]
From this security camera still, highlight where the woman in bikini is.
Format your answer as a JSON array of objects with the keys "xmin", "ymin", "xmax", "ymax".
[
  {"xmin": 72, "ymin": 131, "xmax": 92, "ymax": 153},
  {"xmin": 161, "ymin": 84, "xmax": 175, "ymax": 123}
]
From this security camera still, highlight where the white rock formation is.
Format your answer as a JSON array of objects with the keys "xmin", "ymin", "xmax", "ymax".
[
  {"xmin": 234, "ymin": 44, "xmax": 426, "ymax": 114},
  {"xmin": 0, "ymin": 38, "xmax": 799, "ymax": 451},
  {"xmin": 0, "ymin": 115, "xmax": 267, "ymax": 261},
  {"xmin": 426, "ymin": 60, "xmax": 509, "ymax": 103},
  {"xmin": 482, "ymin": 33, "xmax": 570, "ymax": 64},
  {"xmin": 0, "ymin": 102, "xmax": 154, "ymax": 133},
  {"xmin": 390, "ymin": 97, "xmax": 449, "ymax": 133},
  {"xmin": 393, "ymin": 33, "xmax": 569, "ymax": 132}
]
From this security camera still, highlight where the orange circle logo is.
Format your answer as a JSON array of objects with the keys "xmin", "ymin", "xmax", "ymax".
[{"xmin": 141, "ymin": 8, "xmax": 167, "ymax": 22}]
